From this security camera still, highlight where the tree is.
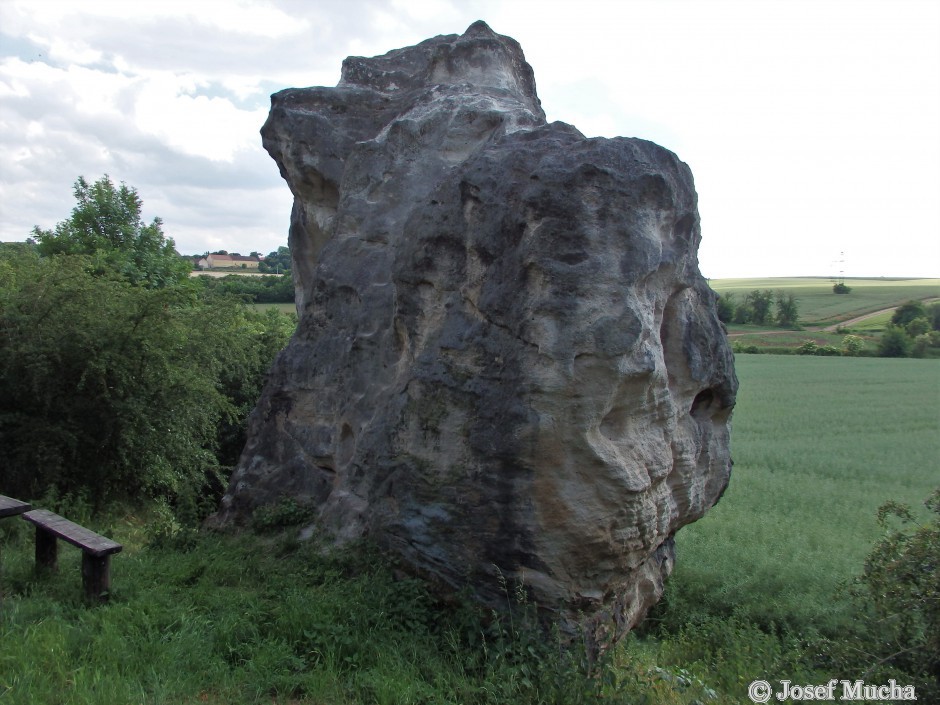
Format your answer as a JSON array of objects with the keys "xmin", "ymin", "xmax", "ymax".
[
  {"xmin": 833, "ymin": 282, "xmax": 852, "ymax": 294},
  {"xmin": 929, "ymin": 303, "xmax": 940, "ymax": 332},
  {"xmin": 877, "ymin": 325, "xmax": 912, "ymax": 358},
  {"xmin": 258, "ymin": 245, "xmax": 292, "ymax": 274},
  {"xmin": 715, "ymin": 293, "xmax": 734, "ymax": 324},
  {"xmin": 891, "ymin": 300, "xmax": 927, "ymax": 328},
  {"xmin": 775, "ymin": 291, "xmax": 799, "ymax": 327},
  {"xmin": 32, "ymin": 175, "xmax": 190, "ymax": 288},
  {"xmin": 0, "ymin": 245, "xmax": 293, "ymax": 516},
  {"xmin": 744, "ymin": 289, "xmax": 774, "ymax": 325},
  {"xmin": 906, "ymin": 316, "xmax": 930, "ymax": 338}
]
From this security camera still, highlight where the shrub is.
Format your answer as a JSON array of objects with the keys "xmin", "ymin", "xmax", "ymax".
[
  {"xmin": 877, "ymin": 325, "xmax": 912, "ymax": 358},
  {"xmin": 796, "ymin": 340, "xmax": 818, "ymax": 355},
  {"xmin": 845, "ymin": 490, "xmax": 940, "ymax": 700},
  {"xmin": 841, "ymin": 335, "xmax": 864, "ymax": 356},
  {"xmin": 832, "ymin": 282, "xmax": 852, "ymax": 294},
  {"xmin": 906, "ymin": 316, "xmax": 931, "ymax": 337},
  {"xmin": 814, "ymin": 345, "xmax": 841, "ymax": 356},
  {"xmin": 891, "ymin": 300, "xmax": 927, "ymax": 327},
  {"xmin": 0, "ymin": 250, "xmax": 293, "ymax": 516}
]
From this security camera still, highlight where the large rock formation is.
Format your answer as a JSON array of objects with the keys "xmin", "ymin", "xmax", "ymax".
[{"xmin": 214, "ymin": 21, "xmax": 736, "ymax": 646}]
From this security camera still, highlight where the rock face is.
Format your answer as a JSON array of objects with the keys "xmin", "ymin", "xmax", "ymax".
[{"xmin": 214, "ymin": 21, "xmax": 737, "ymax": 646}]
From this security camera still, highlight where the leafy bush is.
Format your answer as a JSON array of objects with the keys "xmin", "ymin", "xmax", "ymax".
[
  {"xmin": 251, "ymin": 498, "xmax": 317, "ymax": 532},
  {"xmin": 814, "ymin": 345, "xmax": 841, "ymax": 356},
  {"xmin": 0, "ymin": 249, "xmax": 292, "ymax": 517},
  {"xmin": 818, "ymin": 490, "xmax": 940, "ymax": 701},
  {"xmin": 796, "ymin": 339, "xmax": 818, "ymax": 355},
  {"xmin": 891, "ymin": 300, "xmax": 927, "ymax": 327},
  {"xmin": 832, "ymin": 282, "xmax": 852, "ymax": 294},
  {"xmin": 877, "ymin": 325, "xmax": 912, "ymax": 357},
  {"xmin": 196, "ymin": 272, "xmax": 294, "ymax": 303},
  {"xmin": 906, "ymin": 316, "xmax": 931, "ymax": 337},
  {"xmin": 841, "ymin": 335, "xmax": 865, "ymax": 356}
]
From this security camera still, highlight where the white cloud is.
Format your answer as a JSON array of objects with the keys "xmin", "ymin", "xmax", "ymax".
[{"xmin": 1, "ymin": 0, "xmax": 937, "ymax": 276}]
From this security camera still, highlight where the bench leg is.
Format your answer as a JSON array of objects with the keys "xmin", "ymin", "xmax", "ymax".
[
  {"xmin": 82, "ymin": 553, "xmax": 111, "ymax": 601},
  {"xmin": 35, "ymin": 526, "xmax": 58, "ymax": 571}
]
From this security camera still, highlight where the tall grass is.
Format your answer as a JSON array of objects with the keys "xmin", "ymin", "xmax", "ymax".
[{"xmin": 661, "ymin": 356, "xmax": 939, "ymax": 635}]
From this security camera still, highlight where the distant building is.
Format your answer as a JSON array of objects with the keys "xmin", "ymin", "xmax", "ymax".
[{"xmin": 198, "ymin": 254, "xmax": 261, "ymax": 270}]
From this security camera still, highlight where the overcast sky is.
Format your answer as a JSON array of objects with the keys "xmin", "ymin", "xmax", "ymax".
[{"xmin": 1, "ymin": 0, "xmax": 938, "ymax": 278}]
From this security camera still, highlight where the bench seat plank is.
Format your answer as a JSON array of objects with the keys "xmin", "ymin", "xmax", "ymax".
[
  {"xmin": 0, "ymin": 495, "xmax": 32, "ymax": 518},
  {"xmin": 22, "ymin": 509, "xmax": 122, "ymax": 557}
]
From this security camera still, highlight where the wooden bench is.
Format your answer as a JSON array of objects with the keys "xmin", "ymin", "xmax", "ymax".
[
  {"xmin": 0, "ymin": 495, "xmax": 32, "ymax": 519},
  {"xmin": 1, "ymin": 495, "xmax": 34, "ymax": 610},
  {"xmin": 21, "ymin": 509, "xmax": 123, "ymax": 602}
]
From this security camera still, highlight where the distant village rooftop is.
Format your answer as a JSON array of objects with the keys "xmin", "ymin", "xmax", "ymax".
[{"xmin": 196, "ymin": 253, "xmax": 261, "ymax": 270}]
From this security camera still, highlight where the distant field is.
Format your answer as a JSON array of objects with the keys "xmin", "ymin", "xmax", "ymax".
[
  {"xmin": 725, "ymin": 328, "xmax": 866, "ymax": 353},
  {"xmin": 250, "ymin": 302, "xmax": 296, "ymax": 315},
  {"xmin": 709, "ymin": 277, "xmax": 939, "ymax": 326},
  {"xmin": 668, "ymin": 355, "xmax": 940, "ymax": 634}
]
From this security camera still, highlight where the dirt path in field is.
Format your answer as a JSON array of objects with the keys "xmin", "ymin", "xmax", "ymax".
[{"xmin": 727, "ymin": 298, "xmax": 939, "ymax": 338}]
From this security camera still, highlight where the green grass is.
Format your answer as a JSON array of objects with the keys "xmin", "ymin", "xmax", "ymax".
[
  {"xmin": 2, "ymin": 356, "xmax": 938, "ymax": 704},
  {"xmin": 710, "ymin": 277, "xmax": 939, "ymax": 325},
  {"xmin": 726, "ymin": 328, "xmax": 857, "ymax": 351},
  {"xmin": 845, "ymin": 309, "xmax": 894, "ymax": 332},
  {"xmin": 663, "ymin": 355, "xmax": 940, "ymax": 635}
]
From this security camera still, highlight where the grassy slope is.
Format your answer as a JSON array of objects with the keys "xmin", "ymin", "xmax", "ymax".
[
  {"xmin": 709, "ymin": 277, "xmax": 940, "ymax": 325},
  {"xmin": 667, "ymin": 355, "xmax": 940, "ymax": 634}
]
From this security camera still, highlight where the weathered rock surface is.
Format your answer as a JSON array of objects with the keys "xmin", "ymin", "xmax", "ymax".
[{"xmin": 213, "ymin": 20, "xmax": 737, "ymax": 646}]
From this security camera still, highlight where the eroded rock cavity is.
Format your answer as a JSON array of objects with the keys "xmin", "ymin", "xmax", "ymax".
[{"xmin": 213, "ymin": 20, "xmax": 737, "ymax": 647}]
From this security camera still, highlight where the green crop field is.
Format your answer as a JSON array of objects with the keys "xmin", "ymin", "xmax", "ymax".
[
  {"xmin": 666, "ymin": 355, "xmax": 940, "ymax": 634},
  {"xmin": 709, "ymin": 277, "xmax": 939, "ymax": 326}
]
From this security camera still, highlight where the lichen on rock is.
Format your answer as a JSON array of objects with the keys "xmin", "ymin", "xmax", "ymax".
[{"xmin": 212, "ymin": 20, "xmax": 737, "ymax": 647}]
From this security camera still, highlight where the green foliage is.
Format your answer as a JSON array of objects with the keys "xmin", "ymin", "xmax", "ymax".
[
  {"xmin": 891, "ymin": 299, "xmax": 928, "ymax": 327},
  {"xmin": 774, "ymin": 290, "xmax": 799, "ymax": 327},
  {"xmin": 251, "ymin": 498, "xmax": 316, "ymax": 533},
  {"xmin": 715, "ymin": 293, "xmax": 734, "ymax": 323},
  {"xmin": 855, "ymin": 490, "xmax": 939, "ymax": 695},
  {"xmin": 815, "ymin": 344, "xmax": 841, "ymax": 356},
  {"xmin": 911, "ymin": 332, "xmax": 940, "ymax": 359},
  {"xmin": 722, "ymin": 288, "xmax": 798, "ymax": 328},
  {"xmin": 929, "ymin": 302, "xmax": 940, "ymax": 331},
  {"xmin": 906, "ymin": 315, "xmax": 930, "ymax": 337},
  {"xmin": 877, "ymin": 324, "xmax": 912, "ymax": 357},
  {"xmin": 832, "ymin": 282, "xmax": 852, "ymax": 294},
  {"xmin": 32, "ymin": 175, "xmax": 190, "ymax": 288},
  {"xmin": 814, "ymin": 491, "xmax": 940, "ymax": 701},
  {"xmin": 796, "ymin": 339, "xmax": 818, "ymax": 355},
  {"xmin": 196, "ymin": 272, "xmax": 294, "ymax": 303},
  {"xmin": 745, "ymin": 289, "xmax": 775, "ymax": 325},
  {"xmin": 841, "ymin": 334, "xmax": 864, "ymax": 356},
  {"xmin": 0, "ymin": 248, "xmax": 293, "ymax": 515},
  {"xmin": 258, "ymin": 245, "xmax": 292, "ymax": 274},
  {"xmin": 0, "ymin": 527, "xmax": 683, "ymax": 705}
]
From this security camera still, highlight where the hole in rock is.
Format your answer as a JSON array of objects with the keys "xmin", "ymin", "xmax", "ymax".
[{"xmin": 690, "ymin": 389, "xmax": 715, "ymax": 419}]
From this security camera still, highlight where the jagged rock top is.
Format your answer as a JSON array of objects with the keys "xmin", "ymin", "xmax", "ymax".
[{"xmin": 339, "ymin": 21, "xmax": 545, "ymax": 120}]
